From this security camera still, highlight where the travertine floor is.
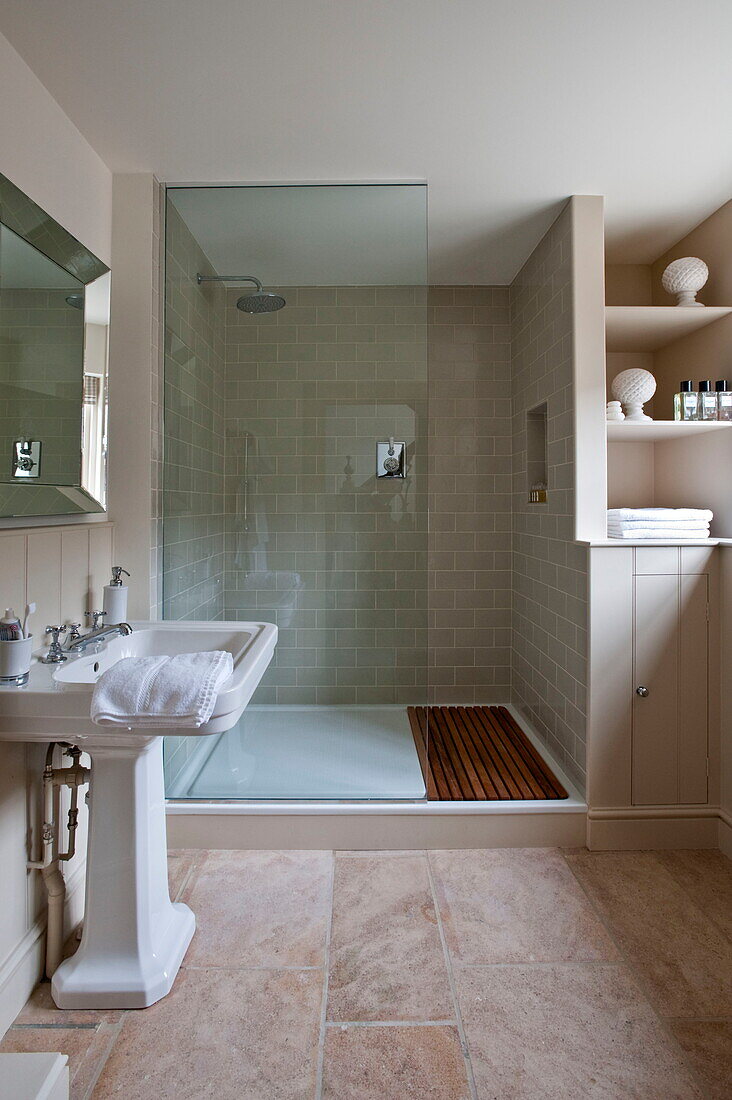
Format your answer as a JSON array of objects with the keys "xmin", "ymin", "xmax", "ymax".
[{"xmin": 2, "ymin": 847, "xmax": 731, "ymax": 1099}]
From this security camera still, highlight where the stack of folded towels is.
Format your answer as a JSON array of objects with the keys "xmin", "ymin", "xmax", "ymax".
[{"xmin": 607, "ymin": 508, "xmax": 713, "ymax": 540}]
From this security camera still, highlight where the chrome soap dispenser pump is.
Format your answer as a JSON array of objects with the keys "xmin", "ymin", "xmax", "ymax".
[{"xmin": 102, "ymin": 566, "xmax": 130, "ymax": 624}]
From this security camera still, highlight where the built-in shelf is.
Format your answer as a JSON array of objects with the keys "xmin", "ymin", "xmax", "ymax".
[
  {"xmin": 605, "ymin": 306, "xmax": 732, "ymax": 352},
  {"xmin": 607, "ymin": 420, "xmax": 732, "ymax": 442}
]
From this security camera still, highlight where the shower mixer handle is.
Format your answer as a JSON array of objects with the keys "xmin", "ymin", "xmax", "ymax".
[{"xmin": 377, "ymin": 440, "xmax": 406, "ymax": 478}]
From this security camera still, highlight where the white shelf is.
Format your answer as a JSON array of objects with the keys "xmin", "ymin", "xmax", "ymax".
[
  {"xmin": 605, "ymin": 306, "xmax": 732, "ymax": 352},
  {"xmin": 607, "ymin": 420, "xmax": 732, "ymax": 442}
]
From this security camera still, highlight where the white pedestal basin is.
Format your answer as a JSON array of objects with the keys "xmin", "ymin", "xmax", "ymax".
[{"xmin": 0, "ymin": 620, "xmax": 276, "ymax": 1009}]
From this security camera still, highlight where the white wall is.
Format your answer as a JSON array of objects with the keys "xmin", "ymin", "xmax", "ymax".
[
  {"xmin": 0, "ymin": 30, "xmax": 114, "ymax": 1032},
  {"xmin": 0, "ymin": 32, "xmax": 111, "ymax": 265},
  {"xmin": 107, "ymin": 173, "xmax": 162, "ymax": 618}
]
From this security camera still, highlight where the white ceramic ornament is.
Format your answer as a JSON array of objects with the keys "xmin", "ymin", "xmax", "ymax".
[
  {"xmin": 611, "ymin": 368, "xmax": 656, "ymax": 422},
  {"xmin": 661, "ymin": 256, "xmax": 708, "ymax": 307},
  {"xmin": 606, "ymin": 400, "xmax": 625, "ymax": 422}
]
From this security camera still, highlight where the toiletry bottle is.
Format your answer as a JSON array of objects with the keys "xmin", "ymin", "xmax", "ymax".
[
  {"xmin": 698, "ymin": 380, "xmax": 717, "ymax": 421},
  {"xmin": 715, "ymin": 379, "xmax": 732, "ymax": 421},
  {"xmin": 0, "ymin": 609, "xmax": 23, "ymax": 640},
  {"xmin": 102, "ymin": 566, "xmax": 130, "ymax": 624},
  {"xmin": 674, "ymin": 380, "xmax": 698, "ymax": 421}
]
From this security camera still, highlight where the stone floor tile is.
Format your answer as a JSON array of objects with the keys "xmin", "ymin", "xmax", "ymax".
[
  {"xmin": 430, "ymin": 848, "xmax": 616, "ymax": 964},
  {"xmin": 669, "ymin": 1019, "xmax": 732, "ymax": 1100},
  {"xmin": 92, "ymin": 968, "xmax": 322, "ymax": 1099},
  {"xmin": 322, "ymin": 1024, "xmax": 470, "ymax": 1099},
  {"xmin": 327, "ymin": 853, "xmax": 453, "ymax": 1021},
  {"xmin": 564, "ymin": 850, "xmax": 732, "ymax": 1017},
  {"xmin": 655, "ymin": 849, "xmax": 732, "ymax": 940},
  {"xmin": 457, "ymin": 963, "xmax": 703, "ymax": 1099},
  {"xmin": 181, "ymin": 849, "xmax": 332, "ymax": 968}
]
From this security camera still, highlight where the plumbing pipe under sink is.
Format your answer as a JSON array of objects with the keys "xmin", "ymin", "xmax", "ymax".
[{"xmin": 27, "ymin": 744, "xmax": 90, "ymax": 978}]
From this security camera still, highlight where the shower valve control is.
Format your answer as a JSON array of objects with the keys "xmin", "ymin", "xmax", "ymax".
[{"xmin": 377, "ymin": 439, "xmax": 406, "ymax": 479}]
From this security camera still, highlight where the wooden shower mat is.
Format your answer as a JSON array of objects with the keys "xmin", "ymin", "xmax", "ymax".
[{"xmin": 407, "ymin": 705, "xmax": 568, "ymax": 801}]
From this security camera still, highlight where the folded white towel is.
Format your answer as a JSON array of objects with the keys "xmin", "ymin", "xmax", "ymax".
[
  {"xmin": 607, "ymin": 528, "xmax": 711, "ymax": 540},
  {"xmin": 607, "ymin": 519, "xmax": 712, "ymax": 531},
  {"xmin": 607, "ymin": 508, "xmax": 713, "ymax": 522},
  {"xmin": 91, "ymin": 650, "xmax": 234, "ymax": 728}
]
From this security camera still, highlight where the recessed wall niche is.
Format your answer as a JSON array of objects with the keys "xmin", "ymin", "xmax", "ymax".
[{"xmin": 526, "ymin": 402, "xmax": 548, "ymax": 503}]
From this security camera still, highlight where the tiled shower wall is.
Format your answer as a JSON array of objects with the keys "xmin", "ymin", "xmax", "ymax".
[
  {"xmin": 161, "ymin": 205, "xmax": 589, "ymax": 790},
  {"xmin": 162, "ymin": 204, "xmax": 226, "ymax": 620},
  {"xmin": 428, "ymin": 287, "xmax": 512, "ymax": 703},
  {"xmin": 510, "ymin": 204, "xmax": 588, "ymax": 789},
  {"xmin": 223, "ymin": 285, "xmax": 429, "ymax": 704}
]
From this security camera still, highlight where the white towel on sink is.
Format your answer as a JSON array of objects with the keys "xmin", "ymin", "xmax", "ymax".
[{"xmin": 91, "ymin": 650, "xmax": 233, "ymax": 728}]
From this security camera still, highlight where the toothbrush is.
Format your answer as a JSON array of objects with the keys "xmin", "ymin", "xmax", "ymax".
[{"xmin": 22, "ymin": 602, "xmax": 36, "ymax": 639}]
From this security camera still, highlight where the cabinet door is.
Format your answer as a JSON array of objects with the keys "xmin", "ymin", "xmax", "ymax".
[
  {"xmin": 632, "ymin": 574, "xmax": 679, "ymax": 806},
  {"xmin": 632, "ymin": 573, "xmax": 708, "ymax": 806},
  {"xmin": 678, "ymin": 573, "xmax": 709, "ymax": 804}
]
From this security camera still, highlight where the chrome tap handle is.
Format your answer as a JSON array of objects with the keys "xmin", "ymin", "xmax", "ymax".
[
  {"xmin": 67, "ymin": 623, "xmax": 82, "ymax": 643},
  {"xmin": 41, "ymin": 625, "xmax": 67, "ymax": 664},
  {"xmin": 86, "ymin": 610, "xmax": 106, "ymax": 630}
]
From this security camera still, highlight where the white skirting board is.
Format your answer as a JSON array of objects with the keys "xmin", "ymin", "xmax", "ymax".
[
  {"xmin": 0, "ymin": 861, "xmax": 86, "ymax": 1039},
  {"xmin": 587, "ymin": 806, "xmax": 725, "ymax": 850},
  {"xmin": 718, "ymin": 810, "xmax": 732, "ymax": 858}
]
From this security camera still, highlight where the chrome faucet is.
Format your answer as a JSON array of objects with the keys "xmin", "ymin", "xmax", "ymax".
[{"xmin": 66, "ymin": 622, "xmax": 133, "ymax": 655}]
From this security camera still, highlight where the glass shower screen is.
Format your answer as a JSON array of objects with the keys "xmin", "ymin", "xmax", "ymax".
[{"xmin": 162, "ymin": 183, "xmax": 429, "ymax": 800}]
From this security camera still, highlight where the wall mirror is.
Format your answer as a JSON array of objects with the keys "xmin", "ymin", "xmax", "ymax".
[{"xmin": 0, "ymin": 172, "xmax": 110, "ymax": 518}]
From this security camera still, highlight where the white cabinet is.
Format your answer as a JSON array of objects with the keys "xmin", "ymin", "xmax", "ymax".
[
  {"xmin": 632, "ymin": 571, "xmax": 708, "ymax": 806},
  {"xmin": 587, "ymin": 544, "xmax": 717, "ymax": 825}
]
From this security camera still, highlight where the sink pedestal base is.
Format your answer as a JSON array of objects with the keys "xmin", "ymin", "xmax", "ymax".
[{"xmin": 52, "ymin": 738, "xmax": 195, "ymax": 1009}]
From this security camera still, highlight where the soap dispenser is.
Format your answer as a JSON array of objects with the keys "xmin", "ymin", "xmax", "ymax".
[{"xmin": 103, "ymin": 566, "xmax": 130, "ymax": 624}]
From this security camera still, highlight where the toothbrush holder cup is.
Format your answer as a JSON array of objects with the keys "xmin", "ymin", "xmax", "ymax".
[{"xmin": 0, "ymin": 634, "xmax": 34, "ymax": 685}]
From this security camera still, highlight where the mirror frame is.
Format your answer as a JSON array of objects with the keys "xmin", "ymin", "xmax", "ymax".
[{"xmin": 0, "ymin": 171, "xmax": 110, "ymax": 519}]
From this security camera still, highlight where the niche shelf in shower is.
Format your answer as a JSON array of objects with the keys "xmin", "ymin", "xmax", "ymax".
[{"xmin": 526, "ymin": 402, "xmax": 548, "ymax": 504}]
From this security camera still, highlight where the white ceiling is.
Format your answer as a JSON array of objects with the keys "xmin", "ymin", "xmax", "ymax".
[
  {"xmin": 169, "ymin": 185, "xmax": 427, "ymax": 286},
  {"xmin": 1, "ymin": 0, "xmax": 731, "ymax": 284}
]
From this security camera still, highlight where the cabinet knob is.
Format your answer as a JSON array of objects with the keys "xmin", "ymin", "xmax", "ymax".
[{"xmin": 636, "ymin": 685, "xmax": 649, "ymax": 698}]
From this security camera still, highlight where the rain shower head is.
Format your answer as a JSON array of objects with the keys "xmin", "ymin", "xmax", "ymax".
[
  {"xmin": 196, "ymin": 272, "xmax": 286, "ymax": 313},
  {"xmin": 236, "ymin": 289, "xmax": 286, "ymax": 314},
  {"xmin": 65, "ymin": 293, "xmax": 84, "ymax": 310}
]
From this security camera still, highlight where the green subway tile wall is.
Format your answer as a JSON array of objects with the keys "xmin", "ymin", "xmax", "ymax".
[
  {"xmin": 163, "ymin": 204, "xmax": 226, "ymax": 621},
  {"xmin": 510, "ymin": 205, "xmax": 588, "ymax": 790},
  {"xmin": 223, "ymin": 284, "xmax": 429, "ymax": 705}
]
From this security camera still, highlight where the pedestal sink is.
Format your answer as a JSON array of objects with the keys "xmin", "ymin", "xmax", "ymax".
[{"xmin": 0, "ymin": 620, "xmax": 277, "ymax": 1009}]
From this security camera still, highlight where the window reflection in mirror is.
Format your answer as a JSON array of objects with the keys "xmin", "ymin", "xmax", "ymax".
[{"xmin": 80, "ymin": 272, "xmax": 110, "ymax": 508}]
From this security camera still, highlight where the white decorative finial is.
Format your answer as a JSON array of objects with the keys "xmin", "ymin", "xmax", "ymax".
[
  {"xmin": 661, "ymin": 257, "xmax": 708, "ymax": 307},
  {"xmin": 611, "ymin": 369, "xmax": 656, "ymax": 422}
]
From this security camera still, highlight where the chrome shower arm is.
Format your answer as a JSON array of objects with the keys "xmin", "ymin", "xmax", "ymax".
[{"xmin": 196, "ymin": 273, "xmax": 262, "ymax": 291}]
